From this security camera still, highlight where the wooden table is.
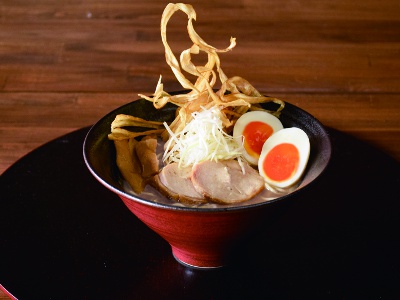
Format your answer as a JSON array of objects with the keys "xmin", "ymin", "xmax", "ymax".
[
  {"xmin": 1, "ymin": 0, "xmax": 399, "ymax": 298},
  {"xmin": 1, "ymin": 0, "xmax": 400, "ymax": 176}
]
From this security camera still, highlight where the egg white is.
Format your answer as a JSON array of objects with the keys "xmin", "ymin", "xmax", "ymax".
[
  {"xmin": 233, "ymin": 111, "xmax": 283, "ymax": 165},
  {"xmin": 258, "ymin": 127, "xmax": 310, "ymax": 189}
]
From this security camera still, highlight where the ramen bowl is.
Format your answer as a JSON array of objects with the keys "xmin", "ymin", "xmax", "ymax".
[{"xmin": 83, "ymin": 96, "xmax": 332, "ymax": 268}]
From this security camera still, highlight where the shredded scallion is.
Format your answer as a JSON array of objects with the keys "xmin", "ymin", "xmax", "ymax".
[{"xmin": 163, "ymin": 107, "xmax": 244, "ymax": 169}]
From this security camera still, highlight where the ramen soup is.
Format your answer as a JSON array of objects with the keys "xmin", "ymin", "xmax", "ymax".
[{"xmin": 119, "ymin": 136, "xmax": 300, "ymax": 209}]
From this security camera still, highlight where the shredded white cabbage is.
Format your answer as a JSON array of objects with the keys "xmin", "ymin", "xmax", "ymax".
[{"xmin": 163, "ymin": 106, "xmax": 244, "ymax": 169}]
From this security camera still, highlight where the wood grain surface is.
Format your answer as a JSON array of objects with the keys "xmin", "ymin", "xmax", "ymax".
[
  {"xmin": 0, "ymin": 1, "xmax": 399, "ymax": 297},
  {"xmin": 1, "ymin": 0, "xmax": 399, "ymax": 176}
]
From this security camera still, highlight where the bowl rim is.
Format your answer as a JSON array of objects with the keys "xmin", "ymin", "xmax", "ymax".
[{"xmin": 83, "ymin": 95, "xmax": 332, "ymax": 213}]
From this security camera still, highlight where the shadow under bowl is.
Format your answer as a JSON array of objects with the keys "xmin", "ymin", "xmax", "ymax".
[{"xmin": 83, "ymin": 97, "xmax": 332, "ymax": 268}]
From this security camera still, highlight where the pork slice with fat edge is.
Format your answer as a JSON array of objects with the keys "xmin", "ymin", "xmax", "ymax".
[
  {"xmin": 152, "ymin": 162, "xmax": 206, "ymax": 205},
  {"xmin": 191, "ymin": 159, "xmax": 265, "ymax": 204}
]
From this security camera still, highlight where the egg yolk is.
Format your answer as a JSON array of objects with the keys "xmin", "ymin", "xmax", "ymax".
[
  {"xmin": 262, "ymin": 143, "xmax": 300, "ymax": 182},
  {"xmin": 243, "ymin": 121, "xmax": 273, "ymax": 158}
]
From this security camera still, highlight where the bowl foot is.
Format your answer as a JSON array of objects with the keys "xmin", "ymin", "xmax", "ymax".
[{"xmin": 171, "ymin": 246, "xmax": 227, "ymax": 269}]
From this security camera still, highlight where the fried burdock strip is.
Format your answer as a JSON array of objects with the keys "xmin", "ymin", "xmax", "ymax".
[
  {"xmin": 109, "ymin": 3, "xmax": 286, "ymax": 194},
  {"xmin": 138, "ymin": 3, "xmax": 284, "ymax": 149}
]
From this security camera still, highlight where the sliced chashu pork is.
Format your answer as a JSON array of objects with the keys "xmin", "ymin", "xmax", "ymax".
[
  {"xmin": 153, "ymin": 162, "xmax": 207, "ymax": 205},
  {"xmin": 191, "ymin": 159, "xmax": 265, "ymax": 204}
]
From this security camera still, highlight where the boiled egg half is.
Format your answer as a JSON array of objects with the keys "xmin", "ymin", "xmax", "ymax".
[
  {"xmin": 258, "ymin": 127, "xmax": 310, "ymax": 189},
  {"xmin": 233, "ymin": 111, "xmax": 283, "ymax": 165}
]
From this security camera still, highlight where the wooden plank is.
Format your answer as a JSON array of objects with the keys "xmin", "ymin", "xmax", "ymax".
[
  {"xmin": 1, "ymin": 92, "xmax": 399, "ymax": 174},
  {"xmin": 0, "ymin": 0, "xmax": 399, "ymax": 174}
]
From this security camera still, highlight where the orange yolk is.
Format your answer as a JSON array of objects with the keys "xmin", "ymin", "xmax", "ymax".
[
  {"xmin": 263, "ymin": 143, "xmax": 300, "ymax": 182},
  {"xmin": 243, "ymin": 121, "xmax": 273, "ymax": 158}
]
